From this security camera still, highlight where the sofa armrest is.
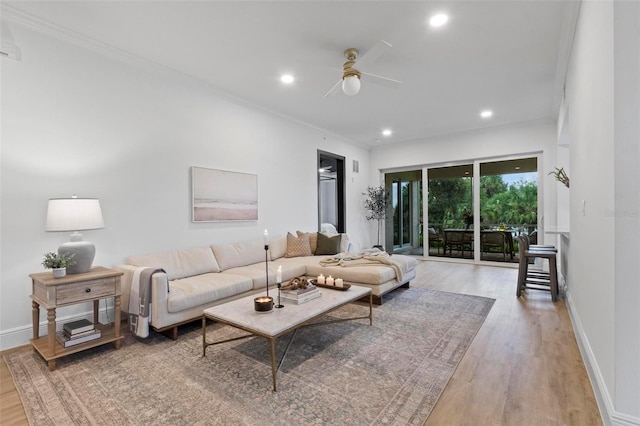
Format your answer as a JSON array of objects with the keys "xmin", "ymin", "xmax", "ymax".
[{"xmin": 112, "ymin": 265, "xmax": 170, "ymax": 318}]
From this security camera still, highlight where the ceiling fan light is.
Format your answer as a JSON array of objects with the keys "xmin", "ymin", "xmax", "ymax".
[{"xmin": 342, "ymin": 75, "xmax": 361, "ymax": 96}]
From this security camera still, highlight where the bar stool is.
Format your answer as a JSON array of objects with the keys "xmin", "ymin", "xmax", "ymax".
[
  {"xmin": 515, "ymin": 235, "xmax": 559, "ymax": 302},
  {"xmin": 522, "ymin": 233, "xmax": 556, "ymax": 251}
]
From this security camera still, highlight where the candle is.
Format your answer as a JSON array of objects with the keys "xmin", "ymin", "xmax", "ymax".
[
  {"xmin": 326, "ymin": 275, "xmax": 334, "ymax": 286},
  {"xmin": 254, "ymin": 296, "xmax": 273, "ymax": 312},
  {"xmin": 335, "ymin": 278, "xmax": 344, "ymax": 288},
  {"xmin": 317, "ymin": 274, "xmax": 325, "ymax": 284},
  {"xmin": 263, "ymin": 229, "xmax": 269, "ymax": 246},
  {"xmin": 276, "ymin": 265, "xmax": 282, "ymax": 283}
]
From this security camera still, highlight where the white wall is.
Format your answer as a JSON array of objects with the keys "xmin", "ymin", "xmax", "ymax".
[
  {"xmin": 370, "ymin": 119, "xmax": 559, "ymax": 239},
  {"xmin": 0, "ymin": 22, "xmax": 371, "ymax": 349},
  {"xmin": 612, "ymin": 1, "xmax": 640, "ymax": 417},
  {"xmin": 564, "ymin": 0, "xmax": 640, "ymax": 423}
]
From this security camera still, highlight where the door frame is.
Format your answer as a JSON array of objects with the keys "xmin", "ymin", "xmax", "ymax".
[{"xmin": 317, "ymin": 150, "xmax": 346, "ymax": 233}]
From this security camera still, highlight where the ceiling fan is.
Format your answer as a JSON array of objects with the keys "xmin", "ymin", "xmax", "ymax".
[{"xmin": 324, "ymin": 40, "xmax": 403, "ymax": 97}]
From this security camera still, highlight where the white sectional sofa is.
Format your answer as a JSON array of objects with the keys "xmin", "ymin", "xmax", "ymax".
[{"xmin": 115, "ymin": 232, "xmax": 417, "ymax": 339}]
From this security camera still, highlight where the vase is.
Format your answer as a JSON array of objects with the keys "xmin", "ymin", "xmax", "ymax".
[{"xmin": 52, "ymin": 267, "xmax": 66, "ymax": 278}]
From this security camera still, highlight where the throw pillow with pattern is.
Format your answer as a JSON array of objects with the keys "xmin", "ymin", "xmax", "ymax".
[
  {"xmin": 296, "ymin": 230, "xmax": 318, "ymax": 254},
  {"xmin": 285, "ymin": 232, "xmax": 312, "ymax": 258}
]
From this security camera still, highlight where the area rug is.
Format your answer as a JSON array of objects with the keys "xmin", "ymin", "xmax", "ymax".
[{"xmin": 5, "ymin": 287, "xmax": 494, "ymax": 425}]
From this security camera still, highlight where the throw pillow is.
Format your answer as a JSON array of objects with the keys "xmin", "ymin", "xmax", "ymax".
[
  {"xmin": 339, "ymin": 233, "xmax": 351, "ymax": 252},
  {"xmin": 285, "ymin": 232, "xmax": 312, "ymax": 258},
  {"xmin": 315, "ymin": 232, "xmax": 342, "ymax": 255},
  {"xmin": 296, "ymin": 230, "xmax": 318, "ymax": 254}
]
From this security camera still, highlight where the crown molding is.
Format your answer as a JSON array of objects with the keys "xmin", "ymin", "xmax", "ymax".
[
  {"xmin": 1, "ymin": 4, "xmax": 166, "ymax": 69},
  {"xmin": 552, "ymin": 0, "xmax": 581, "ymax": 117},
  {"xmin": 0, "ymin": 3, "xmax": 364, "ymax": 150}
]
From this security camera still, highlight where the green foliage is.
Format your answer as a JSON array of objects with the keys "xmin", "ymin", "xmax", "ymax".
[
  {"xmin": 427, "ymin": 177, "xmax": 472, "ymax": 229},
  {"xmin": 428, "ymin": 175, "xmax": 537, "ymax": 231},
  {"xmin": 481, "ymin": 178, "xmax": 537, "ymax": 227},
  {"xmin": 42, "ymin": 252, "xmax": 76, "ymax": 269},
  {"xmin": 549, "ymin": 167, "xmax": 570, "ymax": 188}
]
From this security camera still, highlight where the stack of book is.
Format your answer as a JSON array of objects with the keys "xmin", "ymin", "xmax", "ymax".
[
  {"xmin": 56, "ymin": 319, "xmax": 102, "ymax": 348},
  {"xmin": 280, "ymin": 284, "xmax": 321, "ymax": 305}
]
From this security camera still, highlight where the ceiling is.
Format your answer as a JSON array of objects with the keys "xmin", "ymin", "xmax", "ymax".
[{"xmin": 3, "ymin": 1, "xmax": 577, "ymax": 148}]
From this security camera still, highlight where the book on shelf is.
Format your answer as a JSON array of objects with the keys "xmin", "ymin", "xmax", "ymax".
[
  {"xmin": 280, "ymin": 288, "xmax": 322, "ymax": 305},
  {"xmin": 63, "ymin": 318, "xmax": 94, "ymax": 335},
  {"xmin": 63, "ymin": 327, "xmax": 98, "ymax": 339},
  {"xmin": 56, "ymin": 330, "xmax": 102, "ymax": 348}
]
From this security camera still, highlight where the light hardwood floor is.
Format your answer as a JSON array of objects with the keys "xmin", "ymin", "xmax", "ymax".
[{"xmin": 0, "ymin": 260, "xmax": 602, "ymax": 425}]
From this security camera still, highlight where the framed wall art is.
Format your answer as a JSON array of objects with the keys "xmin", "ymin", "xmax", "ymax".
[{"xmin": 191, "ymin": 166, "xmax": 258, "ymax": 222}]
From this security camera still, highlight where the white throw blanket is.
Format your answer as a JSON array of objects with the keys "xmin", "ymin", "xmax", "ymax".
[
  {"xmin": 319, "ymin": 250, "xmax": 406, "ymax": 282},
  {"xmin": 129, "ymin": 267, "xmax": 166, "ymax": 338}
]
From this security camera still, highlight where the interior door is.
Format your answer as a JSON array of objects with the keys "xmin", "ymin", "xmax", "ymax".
[{"xmin": 317, "ymin": 151, "xmax": 345, "ymax": 232}]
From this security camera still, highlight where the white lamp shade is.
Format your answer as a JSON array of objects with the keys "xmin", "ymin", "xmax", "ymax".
[
  {"xmin": 342, "ymin": 75, "xmax": 361, "ymax": 96},
  {"xmin": 46, "ymin": 198, "xmax": 105, "ymax": 232}
]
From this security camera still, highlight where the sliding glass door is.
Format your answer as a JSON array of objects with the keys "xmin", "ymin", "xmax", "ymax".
[
  {"xmin": 384, "ymin": 170, "xmax": 423, "ymax": 255},
  {"xmin": 479, "ymin": 158, "xmax": 538, "ymax": 262},
  {"xmin": 426, "ymin": 164, "xmax": 474, "ymax": 258},
  {"xmin": 420, "ymin": 156, "xmax": 539, "ymax": 263}
]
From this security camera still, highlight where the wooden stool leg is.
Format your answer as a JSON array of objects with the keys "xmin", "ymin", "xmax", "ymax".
[
  {"xmin": 549, "ymin": 256, "xmax": 559, "ymax": 302},
  {"xmin": 516, "ymin": 256, "xmax": 527, "ymax": 297}
]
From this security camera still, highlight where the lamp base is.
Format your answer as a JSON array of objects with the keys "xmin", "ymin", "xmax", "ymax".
[{"xmin": 59, "ymin": 240, "xmax": 95, "ymax": 274}]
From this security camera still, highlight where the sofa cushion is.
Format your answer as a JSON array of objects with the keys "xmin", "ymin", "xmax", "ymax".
[
  {"xmin": 211, "ymin": 238, "xmax": 264, "ymax": 271},
  {"xmin": 269, "ymin": 234, "xmax": 287, "ymax": 260},
  {"xmin": 127, "ymin": 247, "xmax": 220, "ymax": 281},
  {"xmin": 167, "ymin": 273, "xmax": 253, "ymax": 313},
  {"xmin": 296, "ymin": 230, "xmax": 318, "ymax": 254},
  {"xmin": 223, "ymin": 262, "xmax": 306, "ymax": 290},
  {"xmin": 285, "ymin": 232, "xmax": 312, "ymax": 257},
  {"xmin": 315, "ymin": 233, "xmax": 342, "ymax": 255},
  {"xmin": 292, "ymin": 254, "xmax": 418, "ymax": 285}
]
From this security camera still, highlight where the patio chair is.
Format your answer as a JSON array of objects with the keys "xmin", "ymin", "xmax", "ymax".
[
  {"xmin": 481, "ymin": 231, "xmax": 507, "ymax": 261},
  {"xmin": 428, "ymin": 228, "xmax": 444, "ymax": 255}
]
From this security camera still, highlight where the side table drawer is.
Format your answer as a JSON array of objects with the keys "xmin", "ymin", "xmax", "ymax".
[{"xmin": 56, "ymin": 278, "xmax": 116, "ymax": 304}]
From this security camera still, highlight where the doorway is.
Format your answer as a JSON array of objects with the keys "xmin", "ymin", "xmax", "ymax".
[
  {"xmin": 385, "ymin": 170, "xmax": 423, "ymax": 255},
  {"xmin": 317, "ymin": 151, "xmax": 345, "ymax": 232}
]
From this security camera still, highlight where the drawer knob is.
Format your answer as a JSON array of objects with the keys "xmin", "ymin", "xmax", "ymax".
[{"xmin": 85, "ymin": 288, "xmax": 91, "ymax": 293}]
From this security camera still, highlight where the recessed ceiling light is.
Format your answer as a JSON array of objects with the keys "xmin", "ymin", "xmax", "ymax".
[
  {"xmin": 280, "ymin": 74, "xmax": 294, "ymax": 84},
  {"xmin": 515, "ymin": 166, "xmax": 521, "ymax": 170},
  {"xmin": 382, "ymin": 129, "xmax": 392, "ymax": 136},
  {"xmin": 429, "ymin": 13, "xmax": 449, "ymax": 28},
  {"xmin": 480, "ymin": 110, "xmax": 493, "ymax": 118}
]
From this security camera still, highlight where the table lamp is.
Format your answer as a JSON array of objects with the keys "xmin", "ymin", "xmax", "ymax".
[{"xmin": 45, "ymin": 196, "xmax": 105, "ymax": 274}]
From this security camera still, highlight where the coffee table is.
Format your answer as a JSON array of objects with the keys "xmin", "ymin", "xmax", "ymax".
[{"xmin": 202, "ymin": 285, "xmax": 372, "ymax": 391}]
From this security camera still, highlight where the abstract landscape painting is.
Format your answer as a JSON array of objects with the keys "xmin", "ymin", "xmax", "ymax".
[{"xmin": 192, "ymin": 167, "xmax": 258, "ymax": 222}]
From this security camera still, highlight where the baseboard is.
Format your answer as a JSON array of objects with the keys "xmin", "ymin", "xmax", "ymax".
[
  {"xmin": 0, "ymin": 303, "xmax": 116, "ymax": 352},
  {"xmin": 566, "ymin": 291, "xmax": 640, "ymax": 426}
]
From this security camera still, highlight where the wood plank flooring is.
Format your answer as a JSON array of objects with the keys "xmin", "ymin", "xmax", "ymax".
[{"xmin": 0, "ymin": 260, "xmax": 602, "ymax": 425}]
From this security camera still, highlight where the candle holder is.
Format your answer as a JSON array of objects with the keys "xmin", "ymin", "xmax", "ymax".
[
  {"xmin": 275, "ymin": 282, "xmax": 284, "ymax": 308},
  {"xmin": 254, "ymin": 296, "xmax": 274, "ymax": 312},
  {"xmin": 255, "ymin": 239, "xmax": 274, "ymax": 313}
]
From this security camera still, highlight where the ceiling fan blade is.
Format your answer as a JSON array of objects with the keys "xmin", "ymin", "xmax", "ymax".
[
  {"xmin": 356, "ymin": 39, "xmax": 393, "ymax": 68},
  {"xmin": 323, "ymin": 79, "xmax": 342, "ymax": 98},
  {"xmin": 361, "ymin": 71, "xmax": 403, "ymax": 88}
]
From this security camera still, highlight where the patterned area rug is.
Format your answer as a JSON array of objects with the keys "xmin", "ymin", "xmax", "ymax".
[{"xmin": 5, "ymin": 287, "xmax": 494, "ymax": 425}]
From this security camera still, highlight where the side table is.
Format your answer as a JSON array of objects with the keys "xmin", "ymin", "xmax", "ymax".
[{"xmin": 29, "ymin": 266, "xmax": 124, "ymax": 370}]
